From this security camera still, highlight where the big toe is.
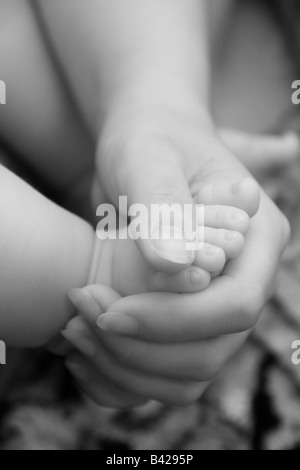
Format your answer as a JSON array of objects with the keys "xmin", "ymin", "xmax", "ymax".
[{"xmin": 196, "ymin": 177, "xmax": 260, "ymax": 218}]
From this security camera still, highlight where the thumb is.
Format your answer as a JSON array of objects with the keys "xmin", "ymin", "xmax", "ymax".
[
  {"xmin": 220, "ymin": 129, "xmax": 300, "ymax": 173},
  {"xmin": 120, "ymin": 143, "xmax": 197, "ymax": 273}
]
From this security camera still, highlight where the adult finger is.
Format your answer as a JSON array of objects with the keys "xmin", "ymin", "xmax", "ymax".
[
  {"xmin": 100, "ymin": 137, "xmax": 197, "ymax": 273},
  {"xmin": 64, "ymin": 316, "xmax": 207, "ymax": 407},
  {"xmin": 66, "ymin": 352, "xmax": 148, "ymax": 409},
  {"xmin": 220, "ymin": 129, "xmax": 300, "ymax": 172}
]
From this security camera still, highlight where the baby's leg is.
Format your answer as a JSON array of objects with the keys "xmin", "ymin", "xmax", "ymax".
[
  {"xmin": 0, "ymin": 0, "xmax": 93, "ymax": 193},
  {"xmin": 0, "ymin": 164, "xmax": 94, "ymax": 347}
]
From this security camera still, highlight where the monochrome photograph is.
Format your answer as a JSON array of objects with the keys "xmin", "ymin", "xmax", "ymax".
[{"xmin": 0, "ymin": 0, "xmax": 300, "ymax": 452}]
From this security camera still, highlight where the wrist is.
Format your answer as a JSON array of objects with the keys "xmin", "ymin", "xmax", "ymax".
[
  {"xmin": 112, "ymin": 79, "xmax": 209, "ymax": 113},
  {"xmin": 92, "ymin": 41, "xmax": 216, "ymax": 155},
  {"xmin": 99, "ymin": 93, "xmax": 214, "ymax": 152},
  {"xmin": 96, "ymin": 100, "xmax": 216, "ymax": 202},
  {"xmin": 97, "ymin": 73, "xmax": 213, "ymax": 135}
]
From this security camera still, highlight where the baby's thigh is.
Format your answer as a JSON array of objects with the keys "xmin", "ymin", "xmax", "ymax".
[{"xmin": 0, "ymin": 0, "xmax": 94, "ymax": 190}]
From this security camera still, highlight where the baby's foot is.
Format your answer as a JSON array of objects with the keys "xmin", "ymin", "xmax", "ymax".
[
  {"xmin": 195, "ymin": 177, "xmax": 260, "ymax": 218},
  {"xmin": 89, "ymin": 230, "xmax": 214, "ymax": 296},
  {"xmin": 191, "ymin": 177, "xmax": 260, "ymax": 278},
  {"xmin": 147, "ymin": 177, "xmax": 260, "ymax": 275},
  {"xmin": 89, "ymin": 177, "xmax": 259, "ymax": 296}
]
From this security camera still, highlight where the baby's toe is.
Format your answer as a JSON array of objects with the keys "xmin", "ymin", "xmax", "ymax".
[
  {"xmin": 231, "ymin": 178, "xmax": 260, "ymax": 217},
  {"xmin": 148, "ymin": 267, "xmax": 211, "ymax": 294},
  {"xmin": 196, "ymin": 177, "xmax": 260, "ymax": 218},
  {"xmin": 203, "ymin": 227, "xmax": 245, "ymax": 259},
  {"xmin": 194, "ymin": 243, "xmax": 226, "ymax": 273},
  {"xmin": 203, "ymin": 205, "xmax": 250, "ymax": 235}
]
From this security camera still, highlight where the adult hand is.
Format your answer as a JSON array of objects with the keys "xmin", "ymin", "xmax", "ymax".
[
  {"xmin": 64, "ymin": 186, "xmax": 290, "ymax": 407},
  {"xmin": 64, "ymin": 285, "xmax": 248, "ymax": 408},
  {"xmin": 93, "ymin": 111, "xmax": 295, "ymax": 274}
]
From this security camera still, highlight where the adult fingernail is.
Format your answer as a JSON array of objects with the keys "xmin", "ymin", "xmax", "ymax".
[
  {"xmin": 206, "ymin": 246, "xmax": 220, "ymax": 257},
  {"xmin": 66, "ymin": 359, "xmax": 88, "ymax": 383},
  {"xmin": 151, "ymin": 225, "xmax": 195, "ymax": 264},
  {"xmin": 97, "ymin": 313, "xmax": 141, "ymax": 336},
  {"xmin": 68, "ymin": 288, "xmax": 102, "ymax": 319}
]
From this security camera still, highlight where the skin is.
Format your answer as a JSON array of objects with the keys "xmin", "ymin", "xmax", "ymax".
[
  {"xmin": 0, "ymin": 0, "xmax": 293, "ymax": 405},
  {"xmin": 63, "ymin": 0, "xmax": 293, "ymax": 407},
  {"xmin": 66, "ymin": 184, "xmax": 289, "ymax": 407}
]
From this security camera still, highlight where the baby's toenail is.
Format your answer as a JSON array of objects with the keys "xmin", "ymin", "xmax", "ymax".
[
  {"xmin": 206, "ymin": 247, "xmax": 219, "ymax": 257},
  {"xmin": 232, "ymin": 211, "xmax": 245, "ymax": 222},
  {"xmin": 225, "ymin": 231, "xmax": 239, "ymax": 242},
  {"xmin": 188, "ymin": 269, "xmax": 204, "ymax": 284}
]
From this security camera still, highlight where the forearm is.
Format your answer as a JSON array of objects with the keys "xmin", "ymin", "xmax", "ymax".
[
  {"xmin": 0, "ymin": 165, "xmax": 94, "ymax": 347},
  {"xmin": 35, "ymin": 0, "xmax": 212, "ymax": 133}
]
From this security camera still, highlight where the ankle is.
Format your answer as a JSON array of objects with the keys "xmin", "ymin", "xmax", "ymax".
[{"xmin": 88, "ymin": 234, "xmax": 116, "ymax": 288}]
